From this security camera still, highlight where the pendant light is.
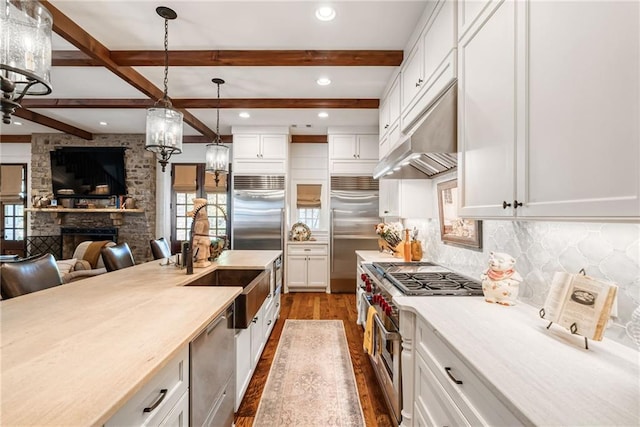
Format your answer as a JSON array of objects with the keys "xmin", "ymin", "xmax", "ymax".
[
  {"xmin": 0, "ymin": 0, "xmax": 53, "ymax": 124},
  {"xmin": 145, "ymin": 6, "xmax": 182, "ymax": 172},
  {"xmin": 205, "ymin": 78, "xmax": 230, "ymax": 186}
]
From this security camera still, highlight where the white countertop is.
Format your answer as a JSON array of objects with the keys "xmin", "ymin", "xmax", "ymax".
[
  {"xmin": 356, "ymin": 250, "xmax": 403, "ymax": 263},
  {"xmin": 395, "ymin": 297, "xmax": 640, "ymax": 426},
  {"xmin": 0, "ymin": 250, "xmax": 281, "ymax": 426}
]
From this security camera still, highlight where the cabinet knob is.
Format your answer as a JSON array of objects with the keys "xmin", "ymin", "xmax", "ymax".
[
  {"xmin": 514, "ymin": 200, "xmax": 523, "ymax": 209},
  {"xmin": 384, "ymin": 210, "xmax": 389, "ymax": 214},
  {"xmin": 357, "ymin": 154, "xmax": 360, "ymax": 158},
  {"xmin": 252, "ymin": 317, "xmax": 258, "ymax": 323},
  {"xmin": 502, "ymin": 201, "xmax": 512, "ymax": 209},
  {"xmin": 256, "ymin": 153, "xmax": 260, "ymax": 158},
  {"xmin": 416, "ymin": 78, "xmax": 423, "ymax": 87},
  {"xmin": 384, "ymin": 124, "xmax": 389, "ymax": 129}
]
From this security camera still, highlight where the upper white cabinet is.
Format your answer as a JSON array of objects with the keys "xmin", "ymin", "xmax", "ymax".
[
  {"xmin": 328, "ymin": 128, "xmax": 378, "ymax": 175},
  {"xmin": 458, "ymin": 0, "xmax": 640, "ymax": 219},
  {"xmin": 232, "ymin": 127, "xmax": 289, "ymax": 174},
  {"xmin": 401, "ymin": 0, "xmax": 457, "ymax": 132},
  {"xmin": 379, "ymin": 74, "xmax": 402, "ymax": 157},
  {"xmin": 380, "ymin": 179, "xmax": 432, "ymax": 219}
]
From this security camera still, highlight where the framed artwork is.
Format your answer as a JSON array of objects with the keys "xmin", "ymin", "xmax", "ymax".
[{"xmin": 436, "ymin": 179, "xmax": 482, "ymax": 249}]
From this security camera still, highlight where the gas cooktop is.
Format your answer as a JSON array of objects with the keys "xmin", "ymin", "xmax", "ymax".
[{"xmin": 372, "ymin": 262, "xmax": 483, "ymax": 296}]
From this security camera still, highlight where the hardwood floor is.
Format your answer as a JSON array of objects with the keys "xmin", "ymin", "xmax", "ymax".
[{"xmin": 234, "ymin": 292, "xmax": 395, "ymax": 427}]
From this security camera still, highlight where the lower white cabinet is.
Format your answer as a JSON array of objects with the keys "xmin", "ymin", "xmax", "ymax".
[
  {"xmin": 105, "ymin": 346, "xmax": 189, "ymax": 427},
  {"xmin": 413, "ymin": 317, "xmax": 523, "ymax": 426},
  {"xmin": 235, "ymin": 284, "xmax": 281, "ymax": 411},
  {"xmin": 158, "ymin": 390, "xmax": 189, "ymax": 427},
  {"xmin": 286, "ymin": 244, "xmax": 329, "ymax": 292}
]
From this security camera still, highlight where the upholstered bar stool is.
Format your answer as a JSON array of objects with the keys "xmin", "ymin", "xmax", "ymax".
[
  {"xmin": 0, "ymin": 253, "xmax": 63, "ymax": 299},
  {"xmin": 100, "ymin": 243, "xmax": 135, "ymax": 272},
  {"xmin": 150, "ymin": 237, "xmax": 172, "ymax": 260}
]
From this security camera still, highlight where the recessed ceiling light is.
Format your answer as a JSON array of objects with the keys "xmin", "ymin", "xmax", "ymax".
[
  {"xmin": 13, "ymin": 121, "xmax": 22, "ymax": 126},
  {"xmin": 318, "ymin": 112, "xmax": 329, "ymax": 118},
  {"xmin": 315, "ymin": 6, "xmax": 336, "ymax": 21},
  {"xmin": 317, "ymin": 77, "xmax": 331, "ymax": 86},
  {"xmin": 239, "ymin": 112, "xmax": 250, "ymax": 119},
  {"xmin": 99, "ymin": 121, "xmax": 108, "ymax": 126}
]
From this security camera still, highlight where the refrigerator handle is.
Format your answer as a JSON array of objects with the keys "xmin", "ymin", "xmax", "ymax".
[
  {"xmin": 280, "ymin": 208, "xmax": 286, "ymax": 249},
  {"xmin": 330, "ymin": 208, "xmax": 334, "ymax": 273}
]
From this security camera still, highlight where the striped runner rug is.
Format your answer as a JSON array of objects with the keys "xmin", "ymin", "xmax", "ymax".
[{"xmin": 253, "ymin": 320, "xmax": 366, "ymax": 427}]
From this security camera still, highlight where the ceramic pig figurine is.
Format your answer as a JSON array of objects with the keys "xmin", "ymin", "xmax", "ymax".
[{"xmin": 481, "ymin": 251, "xmax": 523, "ymax": 306}]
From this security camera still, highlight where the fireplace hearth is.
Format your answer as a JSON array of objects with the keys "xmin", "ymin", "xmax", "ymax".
[{"xmin": 61, "ymin": 227, "xmax": 118, "ymax": 259}]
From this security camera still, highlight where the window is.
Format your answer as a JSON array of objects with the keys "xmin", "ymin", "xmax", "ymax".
[
  {"xmin": 171, "ymin": 164, "xmax": 229, "ymax": 245},
  {"xmin": 0, "ymin": 164, "xmax": 27, "ymax": 256},
  {"xmin": 297, "ymin": 208, "xmax": 320, "ymax": 229}
]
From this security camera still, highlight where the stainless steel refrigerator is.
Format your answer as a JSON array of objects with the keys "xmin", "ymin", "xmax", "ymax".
[
  {"xmin": 330, "ymin": 176, "xmax": 381, "ymax": 293},
  {"xmin": 232, "ymin": 175, "xmax": 285, "ymax": 250}
]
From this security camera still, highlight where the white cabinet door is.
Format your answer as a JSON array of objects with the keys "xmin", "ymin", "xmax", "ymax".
[
  {"xmin": 458, "ymin": 0, "xmax": 517, "ymax": 218},
  {"xmin": 235, "ymin": 328, "xmax": 251, "ymax": 411},
  {"xmin": 458, "ymin": 0, "xmax": 494, "ymax": 42},
  {"xmin": 250, "ymin": 305, "xmax": 264, "ymax": 368},
  {"xmin": 260, "ymin": 134, "xmax": 287, "ymax": 159},
  {"xmin": 518, "ymin": 0, "xmax": 640, "ymax": 218},
  {"xmin": 379, "ymin": 97, "xmax": 390, "ymax": 138},
  {"xmin": 232, "ymin": 134, "xmax": 261, "ymax": 159},
  {"xmin": 356, "ymin": 135, "xmax": 379, "ymax": 160},
  {"xmin": 379, "ymin": 179, "xmax": 400, "ymax": 217},
  {"xmin": 387, "ymin": 76, "xmax": 401, "ymax": 128},
  {"xmin": 402, "ymin": 42, "xmax": 424, "ymax": 111},
  {"xmin": 159, "ymin": 391, "xmax": 189, "ymax": 427},
  {"xmin": 423, "ymin": 0, "xmax": 456, "ymax": 84},
  {"xmin": 286, "ymin": 255, "xmax": 308, "ymax": 288},
  {"xmin": 400, "ymin": 180, "xmax": 432, "ymax": 219},
  {"xmin": 307, "ymin": 255, "xmax": 328, "ymax": 288},
  {"xmin": 330, "ymin": 135, "xmax": 357, "ymax": 159}
]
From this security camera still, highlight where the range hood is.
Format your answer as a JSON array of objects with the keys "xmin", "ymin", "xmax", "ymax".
[{"xmin": 374, "ymin": 82, "xmax": 457, "ymax": 179}]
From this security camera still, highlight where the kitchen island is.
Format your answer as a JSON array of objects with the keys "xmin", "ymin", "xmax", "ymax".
[{"xmin": 0, "ymin": 250, "xmax": 281, "ymax": 426}]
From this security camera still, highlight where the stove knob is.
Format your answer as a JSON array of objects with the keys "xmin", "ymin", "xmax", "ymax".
[
  {"xmin": 386, "ymin": 306, "xmax": 393, "ymax": 316},
  {"xmin": 360, "ymin": 273, "xmax": 367, "ymax": 281},
  {"xmin": 365, "ymin": 283, "xmax": 372, "ymax": 293},
  {"xmin": 381, "ymin": 300, "xmax": 388, "ymax": 311}
]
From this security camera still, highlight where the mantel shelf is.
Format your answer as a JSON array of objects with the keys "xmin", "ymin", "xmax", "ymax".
[{"xmin": 25, "ymin": 208, "xmax": 144, "ymax": 226}]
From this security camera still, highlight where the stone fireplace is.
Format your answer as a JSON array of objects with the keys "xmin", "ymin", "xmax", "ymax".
[{"xmin": 28, "ymin": 134, "xmax": 157, "ymax": 263}]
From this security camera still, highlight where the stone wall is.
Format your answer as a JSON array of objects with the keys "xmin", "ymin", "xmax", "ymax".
[{"xmin": 29, "ymin": 134, "xmax": 157, "ymax": 263}]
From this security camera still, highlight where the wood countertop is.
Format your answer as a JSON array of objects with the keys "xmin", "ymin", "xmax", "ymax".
[
  {"xmin": 394, "ymin": 297, "xmax": 640, "ymax": 426},
  {"xmin": 0, "ymin": 250, "xmax": 281, "ymax": 426}
]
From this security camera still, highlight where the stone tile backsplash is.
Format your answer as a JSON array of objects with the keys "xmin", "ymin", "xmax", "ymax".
[{"xmin": 404, "ymin": 218, "xmax": 640, "ymax": 349}]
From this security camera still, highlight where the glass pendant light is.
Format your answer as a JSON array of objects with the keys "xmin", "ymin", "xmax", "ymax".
[
  {"xmin": 0, "ymin": 0, "xmax": 53, "ymax": 124},
  {"xmin": 145, "ymin": 6, "xmax": 182, "ymax": 172},
  {"xmin": 205, "ymin": 78, "xmax": 230, "ymax": 186}
]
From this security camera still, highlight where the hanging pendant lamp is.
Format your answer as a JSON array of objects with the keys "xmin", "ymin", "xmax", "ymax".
[
  {"xmin": 205, "ymin": 78, "xmax": 230, "ymax": 186},
  {"xmin": 0, "ymin": 0, "xmax": 53, "ymax": 124},
  {"xmin": 145, "ymin": 6, "xmax": 182, "ymax": 172}
]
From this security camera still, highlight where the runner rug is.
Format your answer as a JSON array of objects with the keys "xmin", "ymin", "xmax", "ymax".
[{"xmin": 253, "ymin": 320, "xmax": 366, "ymax": 427}]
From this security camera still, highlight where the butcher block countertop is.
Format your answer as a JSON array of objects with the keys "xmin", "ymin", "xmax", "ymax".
[
  {"xmin": 395, "ymin": 297, "xmax": 640, "ymax": 426},
  {"xmin": 0, "ymin": 250, "xmax": 281, "ymax": 426}
]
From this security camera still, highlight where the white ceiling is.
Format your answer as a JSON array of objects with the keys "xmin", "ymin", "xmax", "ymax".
[{"xmin": 8, "ymin": 1, "xmax": 428, "ymax": 137}]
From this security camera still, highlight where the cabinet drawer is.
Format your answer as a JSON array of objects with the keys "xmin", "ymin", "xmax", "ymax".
[
  {"xmin": 106, "ymin": 345, "xmax": 189, "ymax": 427},
  {"xmin": 158, "ymin": 390, "xmax": 188, "ymax": 427},
  {"xmin": 287, "ymin": 244, "xmax": 328, "ymax": 256},
  {"xmin": 416, "ymin": 318, "xmax": 523, "ymax": 426}
]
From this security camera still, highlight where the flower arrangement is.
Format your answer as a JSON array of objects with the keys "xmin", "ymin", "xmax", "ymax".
[{"xmin": 375, "ymin": 222, "xmax": 402, "ymax": 250}]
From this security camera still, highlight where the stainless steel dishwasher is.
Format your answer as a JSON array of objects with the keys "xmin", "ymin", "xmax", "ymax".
[{"xmin": 190, "ymin": 303, "xmax": 235, "ymax": 427}]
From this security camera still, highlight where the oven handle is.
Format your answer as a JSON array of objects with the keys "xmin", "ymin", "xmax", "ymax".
[{"xmin": 373, "ymin": 311, "xmax": 401, "ymax": 341}]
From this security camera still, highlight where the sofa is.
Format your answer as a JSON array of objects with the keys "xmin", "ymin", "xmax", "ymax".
[{"xmin": 56, "ymin": 241, "xmax": 116, "ymax": 283}]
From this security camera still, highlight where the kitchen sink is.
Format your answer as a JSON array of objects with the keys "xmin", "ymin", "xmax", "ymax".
[{"xmin": 186, "ymin": 269, "xmax": 270, "ymax": 329}]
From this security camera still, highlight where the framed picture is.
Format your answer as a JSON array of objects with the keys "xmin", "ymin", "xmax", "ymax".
[{"xmin": 437, "ymin": 179, "xmax": 482, "ymax": 249}]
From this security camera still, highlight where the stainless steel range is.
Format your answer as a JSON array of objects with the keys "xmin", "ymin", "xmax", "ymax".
[{"xmin": 359, "ymin": 261, "xmax": 482, "ymax": 425}]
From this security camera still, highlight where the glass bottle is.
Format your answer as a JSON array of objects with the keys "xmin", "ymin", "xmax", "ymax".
[{"xmin": 403, "ymin": 229, "xmax": 411, "ymax": 262}]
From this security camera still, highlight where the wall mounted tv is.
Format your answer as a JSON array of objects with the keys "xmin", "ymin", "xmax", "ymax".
[{"xmin": 50, "ymin": 147, "xmax": 127, "ymax": 198}]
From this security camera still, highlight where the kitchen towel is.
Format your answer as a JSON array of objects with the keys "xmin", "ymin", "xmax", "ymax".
[{"xmin": 363, "ymin": 306, "xmax": 376, "ymax": 355}]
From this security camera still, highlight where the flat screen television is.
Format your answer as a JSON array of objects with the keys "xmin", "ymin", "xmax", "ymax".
[{"xmin": 50, "ymin": 147, "xmax": 127, "ymax": 198}]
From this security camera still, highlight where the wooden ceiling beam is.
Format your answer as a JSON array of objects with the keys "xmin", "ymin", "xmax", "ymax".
[
  {"xmin": 41, "ymin": 1, "xmax": 217, "ymax": 140},
  {"xmin": 0, "ymin": 135, "xmax": 32, "ymax": 143},
  {"xmin": 52, "ymin": 51, "xmax": 102, "ymax": 66},
  {"xmin": 291, "ymin": 135, "xmax": 327, "ymax": 144},
  {"xmin": 108, "ymin": 50, "xmax": 403, "ymax": 67},
  {"xmin": 12, "ymin": 109, "xmax": 93, "ymax": 140},
  {"xmin": 183, "ymin": 135, "xmax": 233, "ymax": 144},
  {"xmin": 21, "ymin": 98, "xmax": 379, "ymax": 109}
]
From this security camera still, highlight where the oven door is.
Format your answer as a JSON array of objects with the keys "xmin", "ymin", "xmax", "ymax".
[{"xmin": 363, "ymin": 295, "xmax": 402, "ymax": 424}]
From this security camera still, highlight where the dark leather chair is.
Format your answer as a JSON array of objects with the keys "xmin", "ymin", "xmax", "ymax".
[
  {"xmin": 101, "ymin": 242, "xmax": 135, "ymax": 272},
  {"xmin": 0, "ymin": 253, "xmax": 63, "ymax": 299},
  {"xmin": 150, "ymin": 237, "xmax": 172, "ymax": 260}
]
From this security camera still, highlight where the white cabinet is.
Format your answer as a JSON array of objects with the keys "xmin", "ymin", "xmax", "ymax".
[
  {"xmin": 286, "ymin": 244, "xmax": 329, "ymax": 292},
  {"xmin": 328, "ymin": 130, "xmax": 379, "ymax": 175},
  {"xmin": 379, "ymin": 75, "xmax": 402, "ymax": 158},
  {"xmin": 414, "ymin": 317, "xmax": 522, "ymax": 426},
  {"xmin": 105, "ymin": 346, "xmax": 189, "ymax": 427},
  {"xmin": 458, "ymin": 0, "xmax": 640, "ymax": 219},
  {"xmin": 158, "ymin": 390, "xmax": 189, "ymax": 427},
  {"xmin": 401, "ymin": 0, "xmax": 457, "ymax": 131},
  {"xmin": 379, "ymin": 179, "xmax": 432, "ymax": 219},
  {"xmin": 231, "ymin": 128, "xmax": 289, "ymax": 174}
]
